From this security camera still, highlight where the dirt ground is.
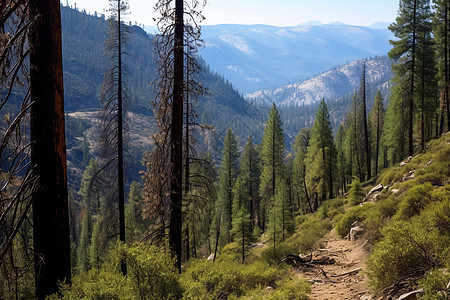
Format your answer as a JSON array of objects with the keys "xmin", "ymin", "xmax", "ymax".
[{"xmin": 296, "ymin": 229, "xmax": 372, "ymax": 300}]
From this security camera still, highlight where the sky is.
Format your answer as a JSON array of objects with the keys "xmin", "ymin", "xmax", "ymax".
[{"xmin": 65, "ymin": 0, "xmax": 399, "ymax": 28}]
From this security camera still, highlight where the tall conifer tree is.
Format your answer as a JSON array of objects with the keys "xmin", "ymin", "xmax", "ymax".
[
  {"xmin": 239, "ymin": 137, "xmax": 261, "ymax": 230},
  {"xmin": 259, "ymin": 104, "xmax": 285, "ymax": 229},
  {"xmin": 369, "ymin": 90, "xmax": 385, "ymax": 175},
  {"xmin": 388, "ymin": 0, "xmax": 432, "ymax": 157},
  {"xmin": 305, "ymin": 99, "xmax": 336, "ymax": 206},
  {"xmin": 214, "ymin": 129, "xmax": 239, "ymax": 244}
]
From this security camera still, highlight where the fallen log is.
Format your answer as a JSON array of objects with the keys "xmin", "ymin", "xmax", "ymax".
[
  {"xmin": 331, "ymin": 267, "xmax": 362, "ymax": 277},
  {"xmin": 279, "ymin": 254, "xmax": 335, "ymax": 267}
]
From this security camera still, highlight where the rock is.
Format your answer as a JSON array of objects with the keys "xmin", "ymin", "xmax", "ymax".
[
  {"xmin": 349, "ymin": 221, "xmax": 365, "ymax": 241},
  {"xmin": 248, "ymin": 243, "xmax": 264, "ymax": 249},
  {"xmin": 363, "ymin": 184, "xmax": 383, "ymax": 202},
  {"xmin": 207, "ymin": 253, "xmax": 215, "ymax": 261},
  {"xmin": 359, "ymin": 295, "xmax": 372, "ymax": 300},
  {"xmin": 391, "ymin": 189, "xmax": 400, "ymax": 195},
  {"xmin": 397, "ymin": 289, "xmax": 423, "ymax": 300},
  {"xmin": 400, "ymin": 156, "xmax": 413, "ymax": 167},
  {"xmin": 402, "ymin": 170, "xmax": 415, "ymax": 181}
]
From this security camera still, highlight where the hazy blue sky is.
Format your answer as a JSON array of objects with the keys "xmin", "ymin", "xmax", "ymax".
[{"xmin": 66, "ymin": 0, "xmax": 398, "ymax": 27}]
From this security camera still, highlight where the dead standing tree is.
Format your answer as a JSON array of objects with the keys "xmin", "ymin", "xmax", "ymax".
[
  {"xmin": 0, "ymin": 1, "xmax": 38, "ymax": 297},
  {"xmin": 146, "ymin": 0, "xmax": 206, "ymax": 273},
  {"xmin": 29, "ymin": 0, "xmax": 71, "ymax": 297},
  {"xmin": 94, "ymin": 0, "xmax": 130, "ymax": 276}
]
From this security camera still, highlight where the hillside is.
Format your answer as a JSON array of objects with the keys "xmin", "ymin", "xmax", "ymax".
[
  {"xmin": 246, "ymin": 56, "xmax": 392, "ymax": 107},
  {"xmin": 200, "ymin": 23, "xmax": 393, "ymax": 93},
  {"xmin": 60, "ymin": 6, "xmax": 261, "ymax": 190},
  {"xmin": 296, "ymin": 132, "xmax": 450, "ymax": 299}
]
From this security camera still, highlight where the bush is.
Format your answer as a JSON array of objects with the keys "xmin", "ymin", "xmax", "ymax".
[
  {"xmin": 286, "ymin": 218, "xmax": 331, "ymax": 254},
  {"xmin": 363, "ymin": 196, "xmax": 400, "ymax": 243},
  {"xmin": 316, "ymin": 198, "xmax": 345, "ymax": 220},
  {"xmin": 378, "ymin": 167, "xmax": 404, "ymax": 186},
  {"xmin": 348, "ymin": 177, "xmax": 365, "ymax": 206},
  {"xmin": 334, "ymin": 205, "xmax": 368, "ymax": 237},
  {"xmin": 396, "ymin": 183, "xmax": 433, "ymax": 220},
  {"xmin": 181, "ymin": 260, "xmax": 283, "ymax": 299},
  {"xmin": 55, "ymin": 243, "xmax": 182, "ymax": 299},
  {"xmin": 220, "ymin": 242, "xmax": 241, "ymax": 262},
  {"xmin": 260, "ymin": 243, "xmax": 298, "ymax": 265},
  {"xmin": 367, "ymin": 214, "xmax": 447, "ymax": 291},
  {"xmin": 418, "ymin": 269, "xmax": 450, "ymax": 300},
  {"xmin": 236, "ymin": 276, "xmax": 311, "ymax": 300}
]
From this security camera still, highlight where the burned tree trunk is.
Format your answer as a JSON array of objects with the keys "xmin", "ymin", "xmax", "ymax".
[
  {"xmin": 170, "ymin": 0, "xmax": 184, "ymax": 273},
  {"xmin": 29, "ymin": 0, "xmax": 71, "ymax": 297}
]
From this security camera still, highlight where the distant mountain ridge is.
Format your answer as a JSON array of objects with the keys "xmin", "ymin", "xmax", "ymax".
[
  {"xmin": 246, "ymin": 57, "xmax": 392, "ymax": 107},
  {"xmin": 199, "ymin": 23, "xmax": 394, "ymax": 93}
]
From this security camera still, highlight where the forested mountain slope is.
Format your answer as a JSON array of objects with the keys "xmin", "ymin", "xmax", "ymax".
[
  {"xmin": 200, "ymin": 23, "xmax": 393, "ymax": 93},
  {"xmin": 60, "ymin": 6, "xmax": 260, "ymax": 189},
  {"xmin": 246, "ymin": 56, "xmax": 392, "ymax": 107}
]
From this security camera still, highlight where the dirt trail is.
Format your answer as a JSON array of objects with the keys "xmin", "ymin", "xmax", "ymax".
[{"xmin": 297, "ymin": 229, "xmax": 372, "ymax": 300}]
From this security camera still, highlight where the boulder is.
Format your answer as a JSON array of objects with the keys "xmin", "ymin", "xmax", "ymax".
[
  {"xmin": 363, "ymin": 184, "xmax": 383, "ymax": 203},
  {"xmin": 349, "ymin": 221, "xmax": 365, "ymax": 242},
  {"xmin": 402, "ymin": 170, "xmax": 415, "ymax": 181},
  {"xmin": 207, "ymin": 253, "xmax": 215, "ymax": 261},
  {"xmin": 400, "ymin": 156, "xmax": 413, "ymax": 167}
]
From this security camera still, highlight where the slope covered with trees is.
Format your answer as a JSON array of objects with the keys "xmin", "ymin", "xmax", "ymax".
[{"xmin": 1, "ymin": 0, "xmax": 450, "ymax": 298}]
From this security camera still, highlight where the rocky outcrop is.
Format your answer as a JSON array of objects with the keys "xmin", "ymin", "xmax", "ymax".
[{"xmin": 363, "ymin": 184, "xmax": 384, "ymax": 203}]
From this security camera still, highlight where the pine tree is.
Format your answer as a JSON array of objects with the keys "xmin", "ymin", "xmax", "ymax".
[
  {"xmin": 335, "ymin": 124, "xmax": 348, "ymax": 195},
  {"xmin": 415, "ymin": 28, "xmax": 437, "ymax": 150},
  {"xmin": 215, "ymin": 129, "xmax": 239, "ymax": 244},
  {"xmin": 305, "ymin": 99, "xmax": 336, "ymax": 208},
  {"xmin": 348, "ymin": 177, "xmax": 365, "ymax": 206},
  {"xmin": 230, "ymin": 176, "xmax": 252, "ymax": 263},
  {"xmin": 76, "ymin": 159, "xmax": 98, "ymax": 272},
  {"xmin": 359, "ymin": 61, "xmax": 371, "ymax": 180},
  {"xmin": 267, "ymin": 179, "xmax": 293, "ymax": 248},
  {"xmin": 383, "ymin": 85, "xmax": 407, "ymax": 164},
  {"xmin": 292, "ymin": 128, "xmax": 313, "ymax": 213},
  {"xmin": 369, "ymin": 90, "xmax": 385, "ymax": 175},
  {"xmin": 239, "ymin": 137, "xmax": 261, "ymax": 230},
  {"xmin": 433, "ymin": 0, "xmax": 450, "ymax": 134},
  {"xmin": 125, "ymin": 181, "xmax": 144, "ymax": 243},
  {"xmin": 388, "ymin": 0, "xmax": 432, "ymax": 157},
  {"xmin": 259, "ymin": 104, "xmax": 285, "ymax": 229}
]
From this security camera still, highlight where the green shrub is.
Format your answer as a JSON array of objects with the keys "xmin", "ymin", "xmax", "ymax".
[
  {"xmin": 181, "ymin": 260, "xmax": 283, "ymax": 299},
  {"xmin": 220, "ymin": 242, "xmax": 241, "ymax": 262},
  {"xmin": 334, "ymin": 205, "xmax": 368, "ymax": 237},
  {"xmin": 55, "ymin": 243, "xmax": 182, "ymax": 299},
  {"xmin": 379, "ymin": 167, "xmax": 404, "ymax": 186},
  {"xmin": 415, "ymin": 172, "xmax": 447, "ymax": 186},
  {"xmin": 418, "ymin": 269, "xmax": 450, "ymax": 300},
  {"xmin": 396, "ymin": 183, "xmax": 433, "ymax": 220},
  {"xmin": 294, "ymin": 214, "xmax": 309, "ymax": 227},
  {"xmin": 348, "ymin": 177, "xmax": 365, "ymax": 206},
  {"xmin": 260, "ymin": 243, "xmax": 297, "ymax": 265},
  {"xmin": 316, "ymin": 198, "xmax": 345, "ymax": 220},
  {"xmin": 237, "ymin": 276, "xmax": 311, "ymax": 300},
  {"xmin": 367, "ymin": 215, "xmax": 446, "ymax": 291},
  {"xmin": 363, "ymin": 196, "xmax": 400, "ymax": 242},
  {"xmin": 286, "ymin": 218, "xmax": 331, "ymax": 254}
]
